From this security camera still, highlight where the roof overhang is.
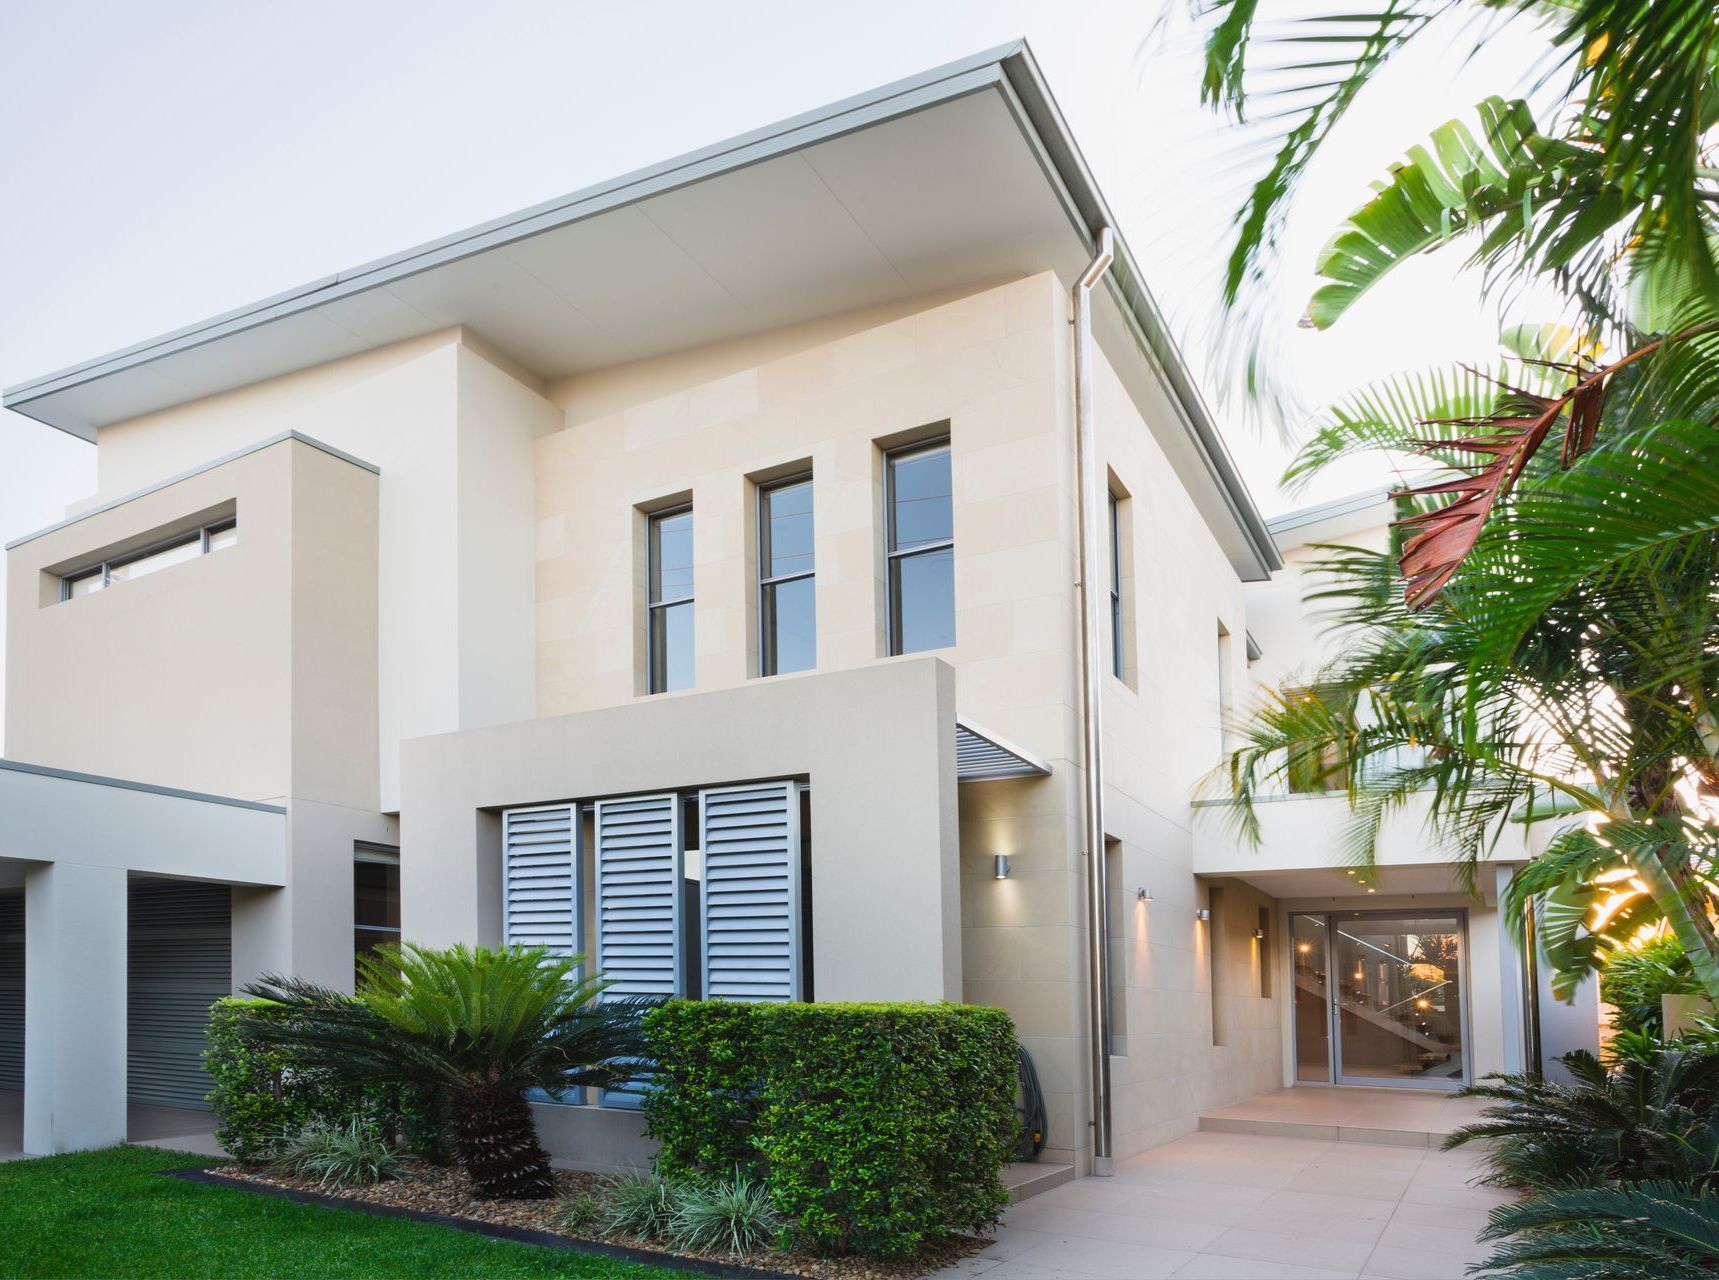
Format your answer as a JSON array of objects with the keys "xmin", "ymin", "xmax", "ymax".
[
  {"xmin": 2, "ymin": 41, "xmax": 1279, "ymax": 580},
  {"xmin": 955, "ymin": 717, "xmax": 1051, "ymax": 783}
]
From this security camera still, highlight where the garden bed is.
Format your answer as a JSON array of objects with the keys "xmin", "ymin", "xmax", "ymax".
[{"xmin": 208, "ymin": 1160, "xmax": 990, "ymax": 1280}]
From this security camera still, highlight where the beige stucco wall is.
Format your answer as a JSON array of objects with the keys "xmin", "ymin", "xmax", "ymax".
[
  {"xmin": 398, "ymin": 659, "xmax": 961, "ymax": 1004},
  {"xmin": 90, "ymin": 329, "xmax": 560, "ymax": 811},
  {"xmin": 533, "ymin": 274, "xmax": 1076, "ymax": 751},
  {"xmin": 1084, "ymin": 329, "xmax": 1285, "ymax": 1158},
  {"xmin": 5, "ymin": 436, "xmax": 392, "ymax": 990}
]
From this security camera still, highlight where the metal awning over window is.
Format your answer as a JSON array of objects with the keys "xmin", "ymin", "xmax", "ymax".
[{"xmin": 955, "ymin": 718, "xmax": 1051, "ymax": 783}]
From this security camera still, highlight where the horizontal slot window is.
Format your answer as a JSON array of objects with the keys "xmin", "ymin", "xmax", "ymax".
[{"xmin": 60, "ymin": 518, "xmax": 237, "ymax": 602}]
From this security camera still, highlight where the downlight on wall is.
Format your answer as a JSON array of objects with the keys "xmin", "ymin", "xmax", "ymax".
[{"xmin": 993, "ymin": 855, "xmax": 1011, "ymax": 880}]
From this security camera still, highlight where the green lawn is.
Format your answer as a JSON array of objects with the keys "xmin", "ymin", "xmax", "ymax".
[{"xmin": 0, "ymin": 1146, "xmax": 686, "ymax": 1279}]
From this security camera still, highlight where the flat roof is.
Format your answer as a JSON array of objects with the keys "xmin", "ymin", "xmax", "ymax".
[{"xmin": 2, "ymin": 41, "xmax": 1280, "ymax": 579}]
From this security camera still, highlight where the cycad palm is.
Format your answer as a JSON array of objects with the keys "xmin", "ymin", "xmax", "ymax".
[
  {"xmin": 1469, "ymin": 1181, "xmax": 1719, "ymax": 1278},
  {"xmin": 244, "ymin": 943, "xmax": 652, "ymax": 1199}
]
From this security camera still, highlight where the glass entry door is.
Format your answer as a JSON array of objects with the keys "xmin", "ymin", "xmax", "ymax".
[{"xmin": 1290, "ymin": 910, "xmax": 1468, "ymax": 1089}]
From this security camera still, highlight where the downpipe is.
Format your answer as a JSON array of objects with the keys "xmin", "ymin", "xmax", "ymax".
[{"xmin": 1073, "ymin": 227, "xmax": 1115, "ymax": 1176}]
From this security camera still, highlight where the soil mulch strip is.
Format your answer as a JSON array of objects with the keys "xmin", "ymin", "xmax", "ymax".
[{"xmin": 163, "ymin": 1163, "xmax": 989, "ymax": 1280}]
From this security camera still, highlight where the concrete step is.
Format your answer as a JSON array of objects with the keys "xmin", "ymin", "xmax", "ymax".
[
  {"xmin": 1003, "ymin": 1160, "xmax": 1074, "ymax": 1202},
  {"xmin": 1198, "ymin": 1113, "xmax": 1456, "ymax": 1148}
]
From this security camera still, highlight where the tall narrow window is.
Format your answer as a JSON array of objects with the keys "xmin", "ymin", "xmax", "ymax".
[
  {"xmin": 1105, "ymin": 837, "xmax": 1127, "ymax": 1056},
  {"xmin": 648, "ymin": 507, "xmax": 694, "ymax": 693},
  {"xmin": 1109, "ymin": 492, "xmax": 1124, "ymax": 679},
  {"xmin": 759, "ymin": 475, "xmax": 815, "ymax": 676},
  {"xmin": 886, "ymin": 439, "xmax": 954, "ymax": 655},
  {"xmin": 1216, "ymin": 622, "xmax": 1234, "ymax": 759},
  {"xmin": 354, "ymin": 845, "xmax": 400, "ymax": 987}
]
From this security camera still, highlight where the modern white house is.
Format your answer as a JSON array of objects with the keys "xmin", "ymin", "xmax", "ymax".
[{"xmin": 0, "ymin": 42, "xmax": 1596, "ymax": 1166}]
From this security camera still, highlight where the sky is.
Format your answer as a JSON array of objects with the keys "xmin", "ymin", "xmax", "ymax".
[{"xmin": 0, "ymin": 1, "xmax": 1555, "ymax": 732}]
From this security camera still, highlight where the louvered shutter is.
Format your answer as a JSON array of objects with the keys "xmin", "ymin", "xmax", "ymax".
[
  {"xmin": 502, "ymin": 805, "xmax": 582, "ymax": 961},
  {"xmin": 128, "ymin": 880, "xmax": 231, "ymax": 1109},
  {"xmin": 502, "ymin": 805, "xmax": 586, "ymax": 1104},
  {"xmin": 594, "ymin": 793, "xmax": 683, "ymax": 1108},
  {"xmin": 0, "ymin": 893, "xmax": 21, "ymax": 1091},
  {"xmin": 699, "ymin": 781, "xmax": 803, "ymax": 1002}
]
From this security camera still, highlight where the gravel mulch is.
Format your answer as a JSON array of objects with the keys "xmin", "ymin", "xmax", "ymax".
[{"xmin": 214, "ymin": 1161, "xmax": 990, "ymax": 1279}]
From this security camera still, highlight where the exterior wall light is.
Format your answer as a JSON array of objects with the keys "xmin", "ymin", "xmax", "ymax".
[
  {"xmin": 993, "ymin": 855, "xmax": 1011, "ymax": 880},
  {"xmin": 1136, "ymin": 887, "xmax": 1152, "ymax": 902},
  {"xmin": 1194, "ymin": 907, "xmax": 1211, "ymax": 922},
  {"xmin": 1251, "ymin": 928, "xmax": 1267, "ymax": 940}
]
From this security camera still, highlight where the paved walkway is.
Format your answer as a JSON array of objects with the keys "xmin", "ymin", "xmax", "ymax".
[
  {"xmin": 942, "ymin": 1130, "xmax": 1512, "ymax": 1280},
  {"xmin": 0, "ymin": 1089, "xmax": 222, "ymax": 1161}
]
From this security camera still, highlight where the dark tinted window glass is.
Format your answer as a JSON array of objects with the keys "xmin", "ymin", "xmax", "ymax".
[
  {"xmin": 891, "ymin": 546, "xmax": 955, "ymax": 654},
  {"xmin": 763, "ymin": 575, "xmax": 816, "ymax": 675},
  {"xmin": 651, "ymin": 600, "xmax": 694, "ymax": 692},
  {"xmin": 889, "ymin": 447, "xmax": 952, "ymax": 551},
  {"xmin": 762, "ymin": 479, "xmax": 814, "ymax": 579}
]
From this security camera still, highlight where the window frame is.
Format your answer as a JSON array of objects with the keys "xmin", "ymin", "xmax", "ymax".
[
  {"xmin": 1108, "ymin": 491, "xmax": 1124, "ymax": 680},
  {"xmin": 353, "ymin": 843, "xmax": 401, "ymax": 988},
  {"xmin": 60, "ymin": 517, "xmax": 237, "ymax": 602},
  {"xmin": 884, "ymin": 438, "xmax": 954, "ymax": 656},
  {"xmin": 646, "ymin": 505, "xmax": 694, "ymax": 694},
  {"xmin": 757, "ymin": 472, "xmax": 816, "ymax": 678}
]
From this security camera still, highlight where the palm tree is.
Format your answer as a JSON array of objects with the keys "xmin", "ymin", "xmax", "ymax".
[
  {"xmin": 1196, "ymin": 0, "xmax": 1719, "ymax": 1001},
  {"xmin": 244, "ymin": 943, "xmax": 653, "ymax": 1199}
]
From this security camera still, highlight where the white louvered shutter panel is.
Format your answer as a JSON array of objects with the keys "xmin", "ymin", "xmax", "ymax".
[
  {"xmin": 699, "ymin": 781, "xmax": 803, "ymax": 1002},
  {"xmin": 594, "ymin": 794, "xmax": 683, "ymax": 999},
  {"xmin": 502, "ymin": 805, "xmax": 581, "ymax": 960}
]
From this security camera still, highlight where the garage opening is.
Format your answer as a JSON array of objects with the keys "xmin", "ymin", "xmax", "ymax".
[
  {"xmin": 128, "ymin": 879, "xmax": 231, "ymax": 1110},
  {"xmin": 0, "ymin": 892, "xmax": 20, "ymax": 1091}
]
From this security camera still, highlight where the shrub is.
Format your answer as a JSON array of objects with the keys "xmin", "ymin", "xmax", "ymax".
[
  {"xmin": 601, "ymin": 1169, "xmax": 684, "ymax": 1240},
  {"xmin": 640, "ymin": 1001, "xmax": 767, "ymax": 1180},
  {"xmin": 268, "ymin": 1118, "xmax": 400, "ymax": 1189},
  {"xmin": 557, "ymin": 1190, "xmax": 603, "ymax": 1235},
  {"xmin": 204, "ymin": 998, "xmax": 435, "ymax": 1163},
  {"xmin": 1447, "ymin": 1044, "xmax": 1719, "ymax": 1191},
  {"xmin": 667, "ymin": 1173, "xmax": 780, "ymax": 1255},
  {"xmin": 643, "ymin": 1000, "xmax": 1017, "ymax": 1258},
  {"xmin": 1602, "ymin": 936, "xmax": 1698, "ymax": 1035}
]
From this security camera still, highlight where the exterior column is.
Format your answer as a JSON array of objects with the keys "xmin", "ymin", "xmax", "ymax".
[
  {"xmin": 1494, "ymin": 866, "xmax": 1527, "ymax": 1075},
  {"xmin": 23, "ymin": 861, "xmax": 127, "ymax": 1154}
]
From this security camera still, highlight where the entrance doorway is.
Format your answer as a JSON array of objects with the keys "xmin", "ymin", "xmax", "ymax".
[{"xmin": 1291, "ymin": 910, "xmax": 1468, "ymax": 1089}]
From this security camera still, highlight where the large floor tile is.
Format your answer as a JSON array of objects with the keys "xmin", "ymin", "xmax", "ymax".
[
  {"xmin": 1375, "ymin": 1220, "xmax": 1492, "ymax": 1261},
  {"xmin": 1173, "ymin": 1254, "xmax": 1360, "ymax": 1279},
  {"xmin": 1009, "ymin": 1235, "xmax": 1195, "ymax": 1279},
  {"xmin": 1362, "ymin": 1244, "xmax": 1491, "ymax": 1279},
  {"xmin": 1204, "ymin": 1226, "xmax": 1377, "ymax": 1273},
  {"xmin": 1005, "ymin": 1203, "xmax": 1229, "ymax": 1253}
]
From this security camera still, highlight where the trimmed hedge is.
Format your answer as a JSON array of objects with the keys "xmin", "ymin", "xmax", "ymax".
[
  {"xmin": 204, "ymin": 998, "xmax": 445, "ymax": 1163},
  {"xmin": 642, "ymin": 1001, "xmax": 1017, "ymax": 1258}
]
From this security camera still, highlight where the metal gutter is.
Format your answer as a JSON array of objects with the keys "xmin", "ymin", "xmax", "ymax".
[
  {"xmin": 0, "ymin": 757, "xmax": 286, "ymax": 814},
  {"xmin": 1073, "ymin": 228, "xmax": 1117, "ymax": 1177},
  {"xmin": 1265, "ymin": 489, "xmax": 1394, "ymax": 539},
  {"xmin": 3, "ymin": 44, "xmax": 1023, "ymax": 409},
  {"xmin": 992, "ymin": 48, "xmax": 1282, "ymax": 580},
  {"xmin": 4, "ymin": 430, "xmax": 378, "ymax": 551}
]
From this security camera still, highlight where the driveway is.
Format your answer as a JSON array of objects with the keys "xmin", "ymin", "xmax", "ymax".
[{"xmin": 946, "ymin": 1130, "xmax": 1512, "ymax": 1280}]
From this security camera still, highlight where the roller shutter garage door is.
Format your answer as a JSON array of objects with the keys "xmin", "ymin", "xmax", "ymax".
[
  {"xmin": 0, "ymin": 893, "xmax": 21, "ymax": 1091},
  {"xmin": 128, "ymin": 880, "xmax": 231, "ymax": 1110}
]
